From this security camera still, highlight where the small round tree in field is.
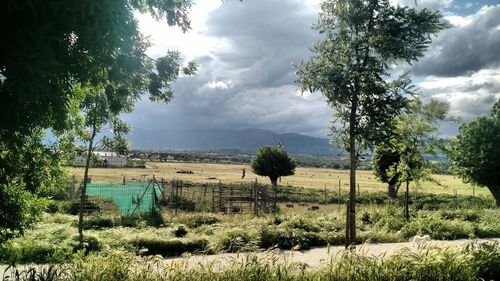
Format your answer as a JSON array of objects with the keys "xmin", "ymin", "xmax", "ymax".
[
  {"xmin": 449, "ymin": 100, "xmax": 500, "ymax": 206},
  {"xmin": 251, "ymin": 146, "xmax": 297, "ymax": 188}
]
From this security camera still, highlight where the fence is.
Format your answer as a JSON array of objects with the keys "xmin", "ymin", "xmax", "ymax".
[
  {"xmin": 160, "ymin": 179, "xmax": 273, "ymax": 215},
  {"xmin": 84, "ymin": 180, "xmax": 162, "ymax": 215}
]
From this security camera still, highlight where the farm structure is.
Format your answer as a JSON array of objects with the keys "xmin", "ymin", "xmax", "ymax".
[
  {"xmin": 75, "ymin": 178, "xmax": 278, "ymax": 216},
  {"xmin": 161, "ymin": 179, "xmax": 274, "ymax": 215},
  {"xmin": 73, "ymin": 151, "xmax": 128, "ymax": 167},
  {"xmin": 80, "ymin": 180, "xmax": 162, "ymax": 215}
]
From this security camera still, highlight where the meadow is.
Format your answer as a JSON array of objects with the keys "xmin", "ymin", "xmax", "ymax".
[
  {"xmin": 2, "ymin": 163, "xmax": 498, "ymax": 280},
  {"xmin": 68, "ymin": 162, "xmax": 487, "ymax": 197}
]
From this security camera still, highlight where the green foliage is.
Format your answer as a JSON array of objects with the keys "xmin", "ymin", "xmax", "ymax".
[
  {"xmin": 372, "ymin": 145, "xmax": 401, "ymax": 185},
  {"xmin": 0, "ymin": 0, "xmax": 193, "ymax": 135},
  {"xmin": 173, "ymin": 225, "xmax": 188, "ymax": 238},
  {"xmin": 0, "ymin": 183, "xmax": 47, "ymax": 243},
  {"xmin": 387, "ymin": 99, "xmax": 450, "ymax": 185},
  {"xmin": 6, "ymin": 244, "xmax": 500, "ymax": 280},
  {"xmin": 251, "ymin": 146, "xmax": 297, "ymax": 185},
  {"xmin": 175, "ymin": 213, "xmax": 220, "ymax": 228},
  {"xmin": 131, "ymin": 237, "xmax": 209, "ymax": 257},
  {"xmin": 449, "ymin": 99, "xmax": 500, "ymax": 205},
  {"xmin": 296, "ymin": 0, "xmax": 445, "ymax": 151}
]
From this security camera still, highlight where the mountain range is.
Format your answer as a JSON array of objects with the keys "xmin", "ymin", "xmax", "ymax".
[{"xmin": 129, "ymin": 128, "xmax": 340, "ymax": 156}]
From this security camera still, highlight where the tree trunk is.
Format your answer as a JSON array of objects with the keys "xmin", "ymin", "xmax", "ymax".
[
  {"xmin": 270, "ymin": 177, "xmax": 278, "ymax": 212},
  {"xmin": 348, "ymin": 86, "xmax": 359, "ymax": 246},
  {"xmin": 78, "ymin": 124, "xmax": 97, "ymax": 248},
  {"xmin": 388, "ymin": 183, "xmax": 398, "ymax": 198},
  {"xmin": 487, "ymin": 186, "xmax": 500, "ymax": 207}
]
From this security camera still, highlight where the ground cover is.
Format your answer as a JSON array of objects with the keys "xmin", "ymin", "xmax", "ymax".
[
  {"xmin": 1, "ymin": 192, "xmax": 498, "ymax": 265},
  {"xmin": 68, "ymin": 162, "xmax": 486, "ymax": 196}
]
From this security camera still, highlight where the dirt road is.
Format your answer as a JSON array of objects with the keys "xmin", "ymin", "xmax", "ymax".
[{"xmin": 2, "ymin": 238, "xmax": 499, "ymax": 276}]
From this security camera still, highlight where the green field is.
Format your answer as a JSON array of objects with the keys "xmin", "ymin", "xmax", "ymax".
[{"xmin": 69, "ymin": 162, "xmax": 488, "ymax": 197}]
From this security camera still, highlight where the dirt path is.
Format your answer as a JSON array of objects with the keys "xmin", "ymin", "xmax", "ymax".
[
  {"xmin": 163, "ymin": 238, "xmax": 500, "ymax": 268},
  {"xmin": 2, "ymin": 238, "xmax": 500, "ymax": 276}
]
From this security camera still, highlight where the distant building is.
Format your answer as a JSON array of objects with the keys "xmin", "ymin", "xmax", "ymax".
[{"xmin": 73, "ymin": 151, "xmax": 127, "ymax": 167}]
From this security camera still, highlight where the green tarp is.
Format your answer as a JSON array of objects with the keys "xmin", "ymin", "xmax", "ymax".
[{"xmin": 85, "ymin": 182, "xmax": 162, "ymax": 215}]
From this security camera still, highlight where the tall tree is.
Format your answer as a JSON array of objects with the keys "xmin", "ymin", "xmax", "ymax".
[
  {"xmin": 448, "ymin": 99, "xmax": 500, "ymax": 206},
  {"xmin": 296, "ymin": 0, "xmax": 445, "ymax": 246},
  {"xmin": 0, "ymin": 0, "xmax": 194, "ymax": 240},
  {"xmin": 0, "ymin": 0, "xmax": 193, "ymax": 137},
  {"xmin": 75, "ymin": 50, "xmax": 196, "ymax": 247},
  {"xmin": 375, "ymin": 99, "xmax": 449, "ymax": 219}
]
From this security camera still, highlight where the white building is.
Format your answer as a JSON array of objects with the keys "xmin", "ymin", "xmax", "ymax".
[{"xmin": 73, "ymin": 151, "xmax": 127, "ymax": 167}]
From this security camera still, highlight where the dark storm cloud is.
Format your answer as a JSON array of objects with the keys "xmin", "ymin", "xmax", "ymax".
[
  {"xmin": 414, "ymin": 5, "xmax": 500, "ymax": 77},
  {"xmin": 128, "ymin": 0, "xmax": 333, "ymax": 138}
]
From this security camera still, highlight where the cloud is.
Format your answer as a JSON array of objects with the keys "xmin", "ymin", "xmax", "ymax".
[
  {"xmin": 389, "ymin": 0, "xmax": 452, "ymax": 10},
  {"xmin": 129, "ymin": 0, "xmax": 333, "ymax": 139},
  {"xmin": 127, "ymin": 0, "xmax": 499, "ymax": 148},
  {"xmin": 419, "ymin": 68, "xmax": 500, "ymax": 135},
  {"xmin": 414, "ymin": 5, "xmax": 500, "ymax": 77}
]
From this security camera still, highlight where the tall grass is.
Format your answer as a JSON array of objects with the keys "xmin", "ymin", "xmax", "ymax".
[{"xmin": 4, "ymin": 243, "xmax": 500, "ymax": 280}]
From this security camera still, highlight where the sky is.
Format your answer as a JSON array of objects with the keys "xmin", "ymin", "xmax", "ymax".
[{"xmin": 124, "ymin": 0, "xmax": 500, "ymax": 140}]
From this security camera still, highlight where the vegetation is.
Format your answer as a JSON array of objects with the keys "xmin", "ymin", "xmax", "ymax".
[
  {"xmin": 68, "ymin": 162, "xmax": 484, "ymax": 196},
  {"xmin": 251, "ymin": 146, "xmax": 297, "ymax": 187},
  {"xmin": 0, "ymin": 0, "xmax": 195, "ymax": 244},
  {"xmin": 1, "ymin": 191, "xmax": 499, "ymax": 265},
  {"xmin": 449, "ymin": 99, "xmax": 500, "ymax": 206},
  {"xmin": 296, "ymin": 0, "xmax": 446, "ymax": 245},
  {"xmin": 3, "ymin": 238, "xmax": 500, "ymax": 280}
]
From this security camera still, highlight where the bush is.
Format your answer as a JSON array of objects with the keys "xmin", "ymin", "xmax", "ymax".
[
  {"xmin": 258, "ymin": 225, "xmax": 323, "ymax": 250},
  {"xmin": 78, "ymin": 216, "xmax": 117, "ymax": 230},
  {"xmin": 402, "ymin": 214, "xmax": 475, "ymax": 240},
  {"xmin": 131, "ymin": 237, "xmax": 209, "ymax": 257},
  {"xmin": 213, "ymin": 228, "xmax": 258, "ymax": 253},
  {"xmin": 0, "ymin": 183, "xmax": 47, "ymax": 243},
  {"xmin": 173, "ymin": 225, "xmax": 188, "ymax": 238},
  {"xmin": 178, "ymin": 213, "xmax": 220, "ymax": 228}
]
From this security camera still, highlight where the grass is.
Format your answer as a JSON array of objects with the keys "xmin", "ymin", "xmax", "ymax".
[
  {"xmin": 68, "ymin": 162, "xmax": 487, "ymax": 196},
  {"xmin": 4, "ymin": 243, "xmax": 500, "ymax": 280},
  {"xmin": 3, "ymin": 193, "xmax": 500, "ymax": 264}
]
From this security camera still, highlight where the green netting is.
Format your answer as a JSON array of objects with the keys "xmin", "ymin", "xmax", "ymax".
[{"xmin": 85, "ymin": 182, "xmax": 162, "ymax": 215}]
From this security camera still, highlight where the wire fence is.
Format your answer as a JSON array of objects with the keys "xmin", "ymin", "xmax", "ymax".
[{"xmin": 84, "ymin": 182, "xmax": 162, "ymax": 215}]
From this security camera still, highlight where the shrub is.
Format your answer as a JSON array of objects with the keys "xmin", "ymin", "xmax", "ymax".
[
  {"xmin": 78, "ymin": 216, "xmax": 117, "ymax": 230},
  {"xmin": 178, "ymin": 213, "xmax": 220, "ymax": 228},
  {"xmin": 131, "ymin": 237, "xmax": 209, "ymax": 257},
  {"xmin": 402, "ymin": 214, "xmax": 475, "ymax": 240},
  {"xmin": 173, "ymin": 225, "xmax": 188, "ymax": 238},
  {"xmin": 213, "ymin": 228, "xmax": 258, "ymax": 252}
]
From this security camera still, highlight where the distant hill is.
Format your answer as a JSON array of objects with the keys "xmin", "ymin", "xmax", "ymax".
[{"xmin": 129, "ymin": 128, "xmax": 340, "ymax": 156}]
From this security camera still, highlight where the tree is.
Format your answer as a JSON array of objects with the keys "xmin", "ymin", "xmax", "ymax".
[
  {"xmin": 372, "ymin": 144, "xmax": 401, "ymax": 198},
  {"xmin": 0, "ymin": 131, "xmax": 66, "ymax": 242},
  {"xmin": 0, "ymin": 1, "xmax": 194, "ymax": 241},
  {"xmin": 295, "ymin": 0, "xmax": 445, "ymax": 246},
  {"xmin": 75, "ymin": 49, "xmax": 196, "ymax": 247},
  {"xmin": 251, "ymin": 146, "xmax": 297, "ymax": 209},
  {"xmin": 379, "ymin": 99, "xmax": 449, "ymax": 219},
  {"xmin": 0, "ymin": 0, "xmax": 193, "ymax": 137},
  {"xmin": 449, "ymin": 99, "xmax": 500, "ymax": 206}
]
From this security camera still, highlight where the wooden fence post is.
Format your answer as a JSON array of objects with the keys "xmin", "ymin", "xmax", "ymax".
[
  {"xmin": 212, "ymin": 186, "xmax": 215, "ymax": 213},
  {"xmin": 338, "ymin": 179, "xmax": 341, "ymax": 212}
]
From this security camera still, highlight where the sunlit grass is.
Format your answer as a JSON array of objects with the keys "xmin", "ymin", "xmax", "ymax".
[{"xmin": 68, "ymin": 162, "xmax": 486, "ymax": 196}]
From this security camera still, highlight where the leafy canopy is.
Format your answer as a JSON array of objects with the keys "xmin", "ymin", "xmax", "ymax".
[
  {"xmin": 251, "ymin": 146, "xmax": 297, "ymax": 185},
  {"xmin": 296, "ymin": 0, "xmax": 446, "ymax": 152},
  {"xmin": 449, "ymin": 99, "xmax": 500, "ymax": 203},
  {"xmin": 0, "ymin": 0, "xmax": 193, "ymax": 138},
  {"xmin": 374, "ymin": 99, "xmax": 450, "ymax": 186}
]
